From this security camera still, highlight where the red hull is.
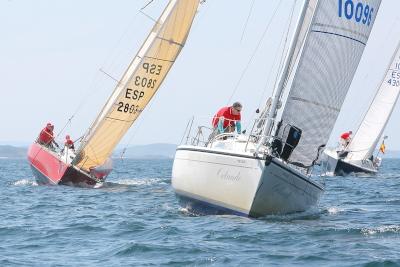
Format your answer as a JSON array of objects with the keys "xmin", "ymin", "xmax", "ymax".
[{"xmin": 27, "ymin": 143, "xmax": 100, "ymax": 187}]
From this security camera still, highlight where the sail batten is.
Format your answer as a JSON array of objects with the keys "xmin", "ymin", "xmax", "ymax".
[
  {"xmin": 75, "ymin": 0, "xmax": 200, "ymax": 172},
  {"xmin": 275, "ymin": 0, "xmax": 382, "ymax": 166}
]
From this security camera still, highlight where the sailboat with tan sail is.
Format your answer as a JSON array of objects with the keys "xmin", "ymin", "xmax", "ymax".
[{"xmin": 27, "ymin": 0, "xmax": 200, "ymax": 187}]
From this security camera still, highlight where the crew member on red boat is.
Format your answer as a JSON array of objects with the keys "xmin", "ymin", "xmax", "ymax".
[
  {"xmin": 212, "ymin": 102, "xmax": 242, "ymax": 134},
  {"xmin": 340, "ymin": 130, "xmax": 352, "ymax": 148},
  {"xmin": 64, "ymin": 135, "xmax": 75, "ymax": 150},
  {"xmin": 38, "ymin": 123, "xmax": 58, "ymax": 149}
]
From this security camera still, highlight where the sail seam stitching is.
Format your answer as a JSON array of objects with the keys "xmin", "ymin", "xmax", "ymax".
[
  {"xmin": 311, "ymin": 30, "xmax": 366, "ymax": 45},
  {"xmin": 288, "ymin": 96, "xmax": 340, "ymax": 112}
]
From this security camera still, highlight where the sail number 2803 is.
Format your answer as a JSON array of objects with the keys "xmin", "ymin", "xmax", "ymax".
[
  {"xmin": 133, "ymin": 63, "xmax": 163, "ymax": 89},
  {"xmin": 338, "ymin": 0, "xmax": 374, "ymax": 26},
  {"xmin": 116, "ymin": 62, "xmax": 163, "ymax": 114},
  {"xmin": 117, "ymin": 102, "xmax": 140, "ymax": 114}
]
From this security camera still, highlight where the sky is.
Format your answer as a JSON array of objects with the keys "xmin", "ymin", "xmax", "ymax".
[{"xmin": 1, "ymin": 0, "xmax": 400, "ymax": 150}]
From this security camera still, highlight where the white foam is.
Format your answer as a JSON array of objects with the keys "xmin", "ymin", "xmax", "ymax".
[
  {"xmin": 113, "ymin": 178, "xmax": 163, "ymax": 186},
  {"xmin": 361, "ymin": 225, "xmax": 400, "ymax": 235},
  {"xmin": 327, "ymin": 206, "xmax": 342, "ymax": 215},
  {"xmin": 12, "ymin": 179, "xmax": 38, "ymax": 186}
]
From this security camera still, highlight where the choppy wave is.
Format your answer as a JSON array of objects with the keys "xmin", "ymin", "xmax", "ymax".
[
  {"xmin": 326, "ymin": 206, "xmax": 343, "ymax": 215},
  {"xmin": 1, "ymin": 158, "xmax": 400, "ymax": 266},
  {"xmin": 361, "ymin": 225, "xmax": 400, "ymax": 235},
  {"xmin": 113, "ymin": 177, "xmax": 167, "ymax": 186}
]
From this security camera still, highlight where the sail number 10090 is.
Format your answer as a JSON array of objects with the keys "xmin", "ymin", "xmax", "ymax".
[{"xmin": 338, "ymin": 0, "xmax": 374, "ymax": 26}]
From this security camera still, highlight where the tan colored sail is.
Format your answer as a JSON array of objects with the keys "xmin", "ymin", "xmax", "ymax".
[{"xmin": 75, "ymin": 0, "xmax": 199, "ymax": 171}]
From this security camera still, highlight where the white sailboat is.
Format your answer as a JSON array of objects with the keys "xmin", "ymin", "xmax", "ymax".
[
  {"xmin": 172, "ymin": 0, "xmax": 382, "ymax": 217},
  {"xmin": 325, "ymin": 41, "xmax": 400, "ymax": 176},
  {"xmin": 28, "ymin": 0, "xmax": 200, "ymax": 187}
]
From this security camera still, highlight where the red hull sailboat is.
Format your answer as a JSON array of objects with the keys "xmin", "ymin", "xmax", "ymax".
[
  {"xmin": 27, "ymin": 0, "xmax": 200, "ymax": 187},
  {"xmin": 28, "ymin": 143, "xmax": 106, "ymax": 186}
]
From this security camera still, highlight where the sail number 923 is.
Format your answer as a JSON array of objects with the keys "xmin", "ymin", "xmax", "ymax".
[{"xmin": 338, "ymin": 0, "xmax": 374, "ymax": 26}]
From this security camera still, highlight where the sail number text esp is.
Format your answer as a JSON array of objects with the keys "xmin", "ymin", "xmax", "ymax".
[
  {"xmin": 338, "ymin": 0, "xmax": 374, "ymax": 26},
  {"xmin": 387, "ymin": 62, "xmax": 400, "ymax": 87},
  {"xmin": 117, "ymin": 63, "xmax": 163, "ymax": 114}
]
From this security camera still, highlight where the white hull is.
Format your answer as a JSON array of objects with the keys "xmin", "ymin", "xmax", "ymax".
[
  {"xmin": 324, "ymin": 148, "xmax": 378, "ymax": 176},
  {"xmin": 172, "ymin": 145, "xmax": 324, "ymax": 217}
]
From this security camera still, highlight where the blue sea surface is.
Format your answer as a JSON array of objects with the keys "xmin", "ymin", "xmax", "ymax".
[{"xmin": 1, "ymin": 158, "xmax": 400, "ymax": 266}]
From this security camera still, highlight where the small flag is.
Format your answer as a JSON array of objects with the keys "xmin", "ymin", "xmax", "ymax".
[{"xmin": 379, "ymin": 143, "xmax": 386, "ymax": 154}]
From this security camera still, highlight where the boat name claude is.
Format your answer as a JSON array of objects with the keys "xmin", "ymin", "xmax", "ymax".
[{"xmin": 217, "ymin": 169, "xmax": 241, "ymax": 182}]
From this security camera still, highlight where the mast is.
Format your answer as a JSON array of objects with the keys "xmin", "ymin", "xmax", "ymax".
[{"xmin": 256, "ymin": 0, "xmax": 312, "ymax": 152}]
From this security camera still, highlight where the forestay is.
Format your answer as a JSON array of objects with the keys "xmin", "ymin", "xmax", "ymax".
[
  {"xmin": 277, "ymin": 0, "xmax": 382, "ymax": 166},
  {"xmin": 74, "ymin": 0, "xmax": 199, "ymax": 172},
  {"xmin": 346, "ymin": 43, "xmax": 400, "ymax": 161}
]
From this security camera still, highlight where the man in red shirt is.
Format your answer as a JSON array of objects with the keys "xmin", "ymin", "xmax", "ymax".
[
  {"xmin": 38, "ymin": 123, "xmax": 58, "ymax": 149},
  {"xmin": 340, "ymin": 130, "xmax": 352, "ymax": 148},
  {"xmin": 212, "ymin": 102, "xmax": 242, "ymax": 134}
]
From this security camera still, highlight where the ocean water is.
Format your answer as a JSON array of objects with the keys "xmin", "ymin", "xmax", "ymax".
[{"xmin": 1, "ymin": 158, "xmax": 400, "ymax": 266}]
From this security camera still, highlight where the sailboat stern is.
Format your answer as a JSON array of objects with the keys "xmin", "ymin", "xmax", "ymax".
[
  {"xmin": 335, "ymin": 159, "xmax": 377, "ymax": 176},
  {"xmin": 249, "ymin": 158, "xmax": 324, "ymax": 217},
  {"xmin": 172, "ymin": 146, "xmax": 324, "ymax": 217},
  {"xmin": 172, "ymin": 146, "xmax": 263, "ymax": 216},
  {"xmin": 323, "ymin": 148, "xmax": 377, "ymax": 176}
]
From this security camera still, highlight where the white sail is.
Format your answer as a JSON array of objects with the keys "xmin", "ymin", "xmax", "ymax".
[
  {"xmin": 275, "ymin": 0, "xmax": 382, "ymax": 166},
  {"xmin": 346, "ymin": 43, "xmax": 400, "ymax": 161},
  {"xmin": 74, "ymin": 0, "xmax": 199, "ymax": 172},
  {"xmin": 260, "ymin": 0, "xmax": 318, "ymax": 139}
]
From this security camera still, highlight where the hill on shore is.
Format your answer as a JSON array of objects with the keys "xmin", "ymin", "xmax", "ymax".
[
  {"xmin": 0, "ymin": 143, "xmax": 177, "ymax": 159},
  {"xmin": 0, "ymin": 145, "xmax": 27, "ymax": 158},
  {"xmin": 0, "ymin": 144, "xmax": 397, "ymax": 159}
]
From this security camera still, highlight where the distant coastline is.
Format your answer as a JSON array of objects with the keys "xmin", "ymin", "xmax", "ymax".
[
  {"xmin": 0, "ymin": 144, "xmax": 398, "ymax": 159},
  {"xmin": 0, "ymin": 143, "xmax": 177, "ymax": 159}
]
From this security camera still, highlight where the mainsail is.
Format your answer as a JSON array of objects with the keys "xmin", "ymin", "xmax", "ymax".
[
  {"xmin": 75, "ymin": 0, "xmax": 199, "ymax": 171},
  {"xmin": 346, "ymin": 42, "xmax": 400, "ymax": 161},
  {"xmin": 275, "ymin": 0, "xmax": 382, "ymax": 166}
]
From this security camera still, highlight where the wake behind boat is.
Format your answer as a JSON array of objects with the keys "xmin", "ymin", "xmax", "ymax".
[
  {"xmin": 172, "ymin": 0, "xmax": 382, "ymax": 217},
  {"xmin": 28, "ymin": 0, "xmax": 200, "ymax": 187}
]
